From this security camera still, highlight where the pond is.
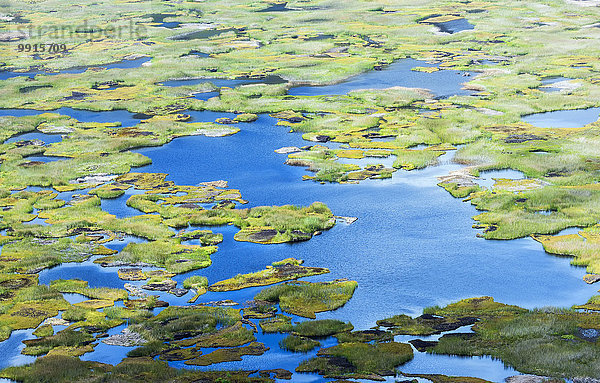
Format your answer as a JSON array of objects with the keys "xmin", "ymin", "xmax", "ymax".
[
  {"xmin": 4, "ymin": 131, "xmax": 64, "ymax": 144},
  {"xmin": 474, "ymin": 169, "xmax": 526, "ymax": 189},
  {"xmin": 434, "ymin": 18, "xmax": 475, "ymax": 34},
  {"xmin": 168, "ymin": 28, "xmax": 239, "ymax": 41},
  {"xmin": 288, "ymin": 59, "xmax": 474, "ymax": 98},
  {"xmin": 523, "ymin": 107, "xmax": 600, "ymax": 128}
]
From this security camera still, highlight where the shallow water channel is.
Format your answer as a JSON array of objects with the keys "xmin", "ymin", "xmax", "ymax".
[
  {"xmin": 0, "ymin": 58, "xmax": 596, "ymax": 382},
  {"xmin": 0, "ymin": 57, "xmax": 151, "ymax": 81}
]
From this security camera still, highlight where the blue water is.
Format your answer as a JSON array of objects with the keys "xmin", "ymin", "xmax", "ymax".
[
  {"xmin": 4, "ymin": 132, "xmax": 64, "ymax": 144},
  {"xmin": 193, "ymin": 91, "xmax": 220, "ymax": 101},
  {"xmin": 22, "ymin": 156, "xmax": 70, "ymax": 163},
  {"xmin": 0, "ymin": 330, "xmax": 36, "ymax": 370},
  {"xmin": 475, "ymin": 169, "xmax": 525, "ymax": 189},
  {"xmin": 0, "ymin": 108, "xmax": 235, "ymax": 130},
  {"xmin": 156, "ymin": 21, "xmax": 181, "ymax": 29},
  {"xmin": 38, "ymin": 259, "xmax": 127, "ymax": 288},
  {"xmin": 0, "ymin": 57, "xmax": 151, "ymax": 81},
  {"xmin": 133, "ymin": 116, "xmax": 596, "ymax": 325},
  {"xmin": 539, "ymin": 77, "xmax": 574, "ymax": 93},
  {"xmin": 101, "ymin": 189, "xmax": 147, "ymax": 219},
  {"xmin": 523, "ymin": 107, "xmax": 600, "ymax": 128},
  {"xmin": 435, "ymin": 18, "xmax": 475, "ymax": 34},
  {"xmin": 288, "ymin": 59, "xmax": 473, "ymax": 98},
  {"xmin": 80, "ymin": 324, "xmax": 138, "ymax": 365},
  {"xmin": 0, "ymin": 107, "xmax": 142, "ymax": 128}
]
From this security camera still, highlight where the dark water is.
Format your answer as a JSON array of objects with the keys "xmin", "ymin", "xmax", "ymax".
[
  {"xmin": 303, "ymin": 34, "xmax": 334, "ymax": 41},
  {"xmin": 0, "ymin": 57, "xmax": 151, "ymax": 81},
  {"xmin": 435, "ymin": 18, "xmax": 475, "ymax": 34},
  {"xmin": 162, "ymin": 75, "xmax": 286, "ymax": 88},
  {"xmin": 257, "ymin": 3, "xmax": 294, "ymax": 12},
  {"xmin": 168, "ymin": 28, "xmax": 238, "ymax": 41},
  {"xmin": 147, "ymin": 14, "xmax": 182, "ymax": 29},
  {"xmin": 523, "ymin": 107, "xmax": 600, "ymax": 128},
  {"xmin": 159, "ymin": 22, "xmax": 181, "ymax": 28},
  {"xmin": 183, "ymin": 50, "xmax": 210, "ymax": 58},
  {"xmin": 288, "ymin": 59, "xmax": 473, "ymax": 98}
]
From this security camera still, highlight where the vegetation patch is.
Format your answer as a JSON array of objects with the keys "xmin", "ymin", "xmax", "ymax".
[
  {"xmin": 279, "ymin": 334, "xmax": 320, "ymax": 352},
  {"xmin": 400, "ymin": 372, "xmax": 492, "ymax": 383},
  {"xmin": 297, "ymin": 341, "xmax": 414, "ymax": 380},
  {"xmin": 292, "ymin": 319, "xmax": 354, "ymax": 337},
  {"xmin": 185, "ymin": 342, "xmax": 269, "ymax": 366},
  {"xmin": 100, "ymin": 240, "xmax": 216, "ymax": 274},
  {"xmin": 255, "ymin": 280, "xmax": 358, "ymax": 319},
  {"xmin": 209, "ymin": 258, "xmax": 329, "ymax": 291},
  {"xmin": 259, "ymin": 314, "xmax": 293, "ymax": 333},
  {"xmin": 423, "ymin": 298, "xmax": 600, "ymax": 379},
  {"xmin": 0, "ymin": 355, "xmax": 274, "ymax": 382}
]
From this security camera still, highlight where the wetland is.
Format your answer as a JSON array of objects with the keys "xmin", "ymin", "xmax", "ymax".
[{"xmin": 1, "ymin": 0, "xmax": 600, "ymax": 382}]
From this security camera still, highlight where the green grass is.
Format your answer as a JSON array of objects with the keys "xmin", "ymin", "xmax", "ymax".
[
  {"xmin": 0, "ymin": 355, "xmax": 274, "ymax": 382},
  {"xmin": 292, "ymin": 319, "xmax": 353, "ymax": 337},
  {"xmin": 426, "ymin": 298, "xmax": 600, "ymax": 379},
  {"xmin": 297, "ymin": 341, "xmax": 414, "ymax": 379},
  {"xmin": 22, "ymin": 329, "xmax": 94, "ymax": 356},
  {"xmin": 208, "ymin": 258, "xmax": 329, "ymax": 292},
  {"xmin": 49, "ymin": 279, "xmax": 127, "ymax": 302},
  {"xmin": 255, "ymin": 280, "xmax": 358, "ymax": 319},
  {"xmin": 279, "ymin": 335, "xmax": 320, "ymax": 352},
  {"xmin": 129, "ymin": 306, "xmax": 241, "ymax": 342}
]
